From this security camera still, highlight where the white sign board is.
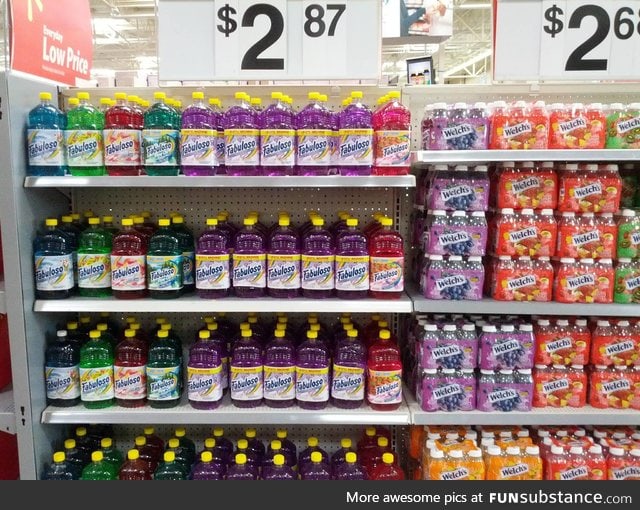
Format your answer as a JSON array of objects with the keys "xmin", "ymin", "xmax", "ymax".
[
  {"xmin": 494, "ymin": 0, "xmax": 640, "ymax": 81},
  {"xmin": 158, "ymin": 0, "xmax": 381, "ymax": 81}
]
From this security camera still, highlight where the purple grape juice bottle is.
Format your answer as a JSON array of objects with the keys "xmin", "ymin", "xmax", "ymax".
[
  {"xmin": 301, "ymin": 217, "xmax": 335, "ymax": 299},
  {"xmin": 230, "ymin": 329, "xmax": 263, "ymax": 408},
  {"xmin": 296, "ymin": 330, "xmax": 330, "ymax": 410},
  {"xmin": 338, "ymin": 91, "xmax": 373, "ymax": 176},
  {"xmin": 196, "ymin": 218, "xmax": 231, "ymax": 299},
  {"xmin": 267, "ymin": 217, "xmax": 301, "ymax": 298},
  {"xmin": 233, "ymin": 217, "xmax": 267, "ymax": 298}
]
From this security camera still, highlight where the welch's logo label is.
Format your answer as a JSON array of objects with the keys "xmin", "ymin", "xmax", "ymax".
[
  {"xmin": 433, "ymin": 384, "xmax": 462, "ymax": 400},
  {"xmin": 508, "ymin": 227, "xmax": 537, "ymax": 243},
  {"xmin": 507, "ymin": 275, "xmax": 536, "ymax": 290},
  {"xmin": 566, "ymin": 274, "xmax": 595, "ymax": 290},
  {"xmin": 441, "ymin": 468, "xmax": 469, "ymax": 481},
  {"xmin": 438, "ymin": 231, "xmax": 471, "ymax": 246},
  {"xmin": 602, "ymin": 379, "xmax": 631, "ymax": 394},
  {"xmin": 625, "ymin": 276, "xmax": 640, "ymax": 291},
  {"xmin": 604, "ymin": 341, "xmax": 634, "ymax": 356},
  {"xmin": 500, "ymin": 464, "xmax": 529, "ymax": 478},
  {"xmin": 435, "ymin": 275, "xmax": 467, "ymax": 291},
  {"xmin": 559, "ymin": 467, "xmax": 588, "ymax": 480},
  {"xmin": 612, "ymin": 467, "xmax": 640, "ymax": 480},
  {"xmin": 632, "ymin": 232, "xmax": 640, "ymax": 245},
  {"xmin": 442, "ymin": 124, "xmax": 474, "ymax": 140},
  {"xmin": 571, "ymin": 230, "xmax": 599, "ymax": 246},
  {"xmin": 441, "ymin": 185, "xmax": 473, "ymax": 201},
  {"xmin": 617, "ymin": 116, "xmax": 640, "ymax": 134},
  {"xmin": 513, "ymin": 176, "xmax": 540, "ymax": 194},
  {"xmin": 432, "ymin": 345, "xmax": 463, "ymax": 360},
  {"xmin": 503, "ymin": 122, "xmax": 532, "ymax": 138},
  {"xmin": 545, "ymin": 337, "xmax": 572, "ymax": 353},
  {"xmin": 488, "ymin": 389, "xmax": 518, "ymax": 403},
  {"xmin": 542, "ymin": 378, "xmax": 570, "ymax": 394},
  {"xmin": 491, "ymin": 339, "xmax": 521, "ymax": 356},
  {"xmin": 558, "ymin": 117, "xmax": 587, "ymax": 134},
  {"xmin": 573, "ymin": 182, "xmax": 602, "ymax": 199}
]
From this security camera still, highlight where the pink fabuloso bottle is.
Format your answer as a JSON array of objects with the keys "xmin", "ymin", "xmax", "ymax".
[
  {"xmin": 367, "ymin": 329, "xmax": 402, "ymax": 411},
  {"xmin": 373, "ymin": 91, "xmax": 411, "ymax": 176},
  {"xmin": 180, "ymin": 91, "xmax": 217, "ymax": 176},
  {"xmin": 233, "ymin": 217, "xmax": 267, "ymax": 298},
  {"xmin": 369, "ymin": 217, "xmax": 404, "ymax": 300},
  {"xmin": 369, "ymin": 452, "xmax": 405, "ymax": 480},
  {"xmin": 104, "ymin": 92, "xmax": 142, "ymax": 176},
  {"xmin": 338, "ymin": 91, "xmax": 373, "ymax": 176},
  {"xmin": 230, "ymin": 329, "xmax": 263, "ymax": 408}
]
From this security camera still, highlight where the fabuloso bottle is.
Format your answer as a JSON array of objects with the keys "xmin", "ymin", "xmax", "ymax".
[
  {"xmin": 196, "ymin": 218, "xmax": 231, "ymax": 299},
  {"xmin": 147, "ymin": 329, "xmax": 181, "ymax": 409},
  {"xmin": 79, "ymin": 330, "xmax": 114, "ymax": 409},
  {"xmin": 187, "ymin": 330, "xmax": 223, "ymax": 410},
  {"xmin": 233, "ymin": 217, "xmax": 267, "ymax": 298},
  {"xmin": 335, "ymin": 218, "xmax": 370, "ymax": 299},
  {"xmin": 142, "ymin": 92, "xmax": 180, "ymax": 176},
  {"xmin": 267, "ymin": 216, "xmax": 301, "ymax": 298},
  {"xmin": 65, "ymin": 92, "xmax": 105, "ymax": 176},
  {"xmin": 296, "ymin": 92, "xmax": 332, "ymax": 176},
  {"xmin": 301, "ymin": 217, "xmax": 335, "ymax": 298},
  {"xmin": 147, "ymin": 218, "xmax": 183, "ymax": 299},
  {"xmin": 223, "ymin": 92, "xmax": 261, "ymax": 176},
  {"xmin": 27, "ymin": 92, "xmax": 67, "ymax": 176},
  {"xmin": 180, "ymin": 91, "xmax": 217, "ymax": 176},
  {"xmin": 110, "ymin": 218, "xmax": 147, "ymax": 299},
  {"xmin": 171, "ymin": 215, "xmax": 195, "ymax": 295},
  {"xmin": 104, "ymin": 92, "xmax": 142, "ymax": 176},
  {"xmin": 230, "ymin": 329, "xmax": 263, "ymax": 408},
  {"xmin": 34, "ymin": 218, "xmax": 74, "ymax": 299},
  {"xmin": 45, "ymin": 330, "xmax": 81, "ymax": 407},
  {"xmin": 114, "ymin": 328, "xmax": 147, "ymax": 408},
  {"xmin": 260, "ymin": 92, "xmax": 296, "ymax": 176},
  {"xmin": 77, "ymin": 217, "xmax": 112, "ymax": 297},
  {"xmin": 263, "ymin": 329, "xmax": 296, "ymax": 408},
  {"xmin": 296, "ymin": 330, "xmax": 330, "ymax": 410},
  {"xmin": 338, "ymin": 91, "xmax": 373, "ymax": 176}
]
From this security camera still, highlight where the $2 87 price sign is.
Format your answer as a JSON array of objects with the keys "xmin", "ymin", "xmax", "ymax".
[{"xmin": 157, "ymin": 0, "xmax": 380, "ymax": 81}]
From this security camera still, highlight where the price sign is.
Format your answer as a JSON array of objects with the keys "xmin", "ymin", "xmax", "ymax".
[
  {"xmin": 157, "ymin": 0, "xmax": 380, "ymax": 81},
  {"xmin": 494, "ymin": 0, "xmax": 640, "ymax": 81}
]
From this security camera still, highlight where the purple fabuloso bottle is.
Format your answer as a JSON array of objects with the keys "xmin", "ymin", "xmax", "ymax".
[
  {"xmin": 223, "ymin": 92, "xmax": 261, "ymax": 176},
  {"xmin": 331, "ymin": 329, "xmax": 366, "ymax": 409},
  {"xmin": 298, "ymin": 437, "xmax": 329, "ymax": 474},
  {"xmin": 262, "ymin": 454, "xmax": 296, "ymax": 480},
  {"xmin": 332, "ymin": 452, "xmax": 367, "ymax": 480},
  {"xmin": 335, "ymin": 218, "xmax": 369, "ymax": 299},
  {"xmin": 261, "ymin": 92, "xmax": 296, "ymax": 176},
  {"xmin": 300, "ymin": 451, "xmax": 332, "ymax": 480},
  {"xmin": 296, "ymin": 92, "xmax": 332, "ymax": 176},
  {"xmin": 301, "ymin": 217, "xmax": 335, "ymax": 299},
  {"xmin": 295, "ymin": 330, "xmax": 330, "ymax": 410},
  {"xmin": 267, "ymin": 217, "xmax": 301, "ymax": 298},
  {"xmin": 189, "ymin": 451, "xmax": 224, "ymax": 480},
  {"xmin": 225, "ymin": 453, "xmax": 258, "ymax": 480},
  {"xmin": 205, "ymin": 322, "xmax": 229, "ymax": 393},
  {"xmin": 180, "ymin": 91, "xmax": 217, "ymax": 176},
  {"xmin": 187, "ymin": 330, "xmax": 223, "ymax": 410},
  {"xmin": 263, "ymin": 329, "xmax": 296, "ymax": 408},
  {"xmin": 233, "ymin": 217, "xmax": 267, "ymax": 298},
  {"xmin": 196, "ymin": 218, "xmax": 231, "ymax": 299},
  {"xmin": 230, "ymin": 329, "xmax": 263, "ymax": 408},
  {"xmin": 209, "ymin": 97, "xmax": 226, "ymax": 174},
  {"xmin": 338, "ymin": 91, "xmax": 373, "ymax": 176}
]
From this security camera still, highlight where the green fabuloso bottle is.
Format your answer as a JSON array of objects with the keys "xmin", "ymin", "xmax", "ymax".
[
  {"xmin": 147, "ymin": 218, "xmax": 183, "ymax": 299},
  {"xmin": 77, "ymin": 217, "xmax": 112, "ymax": 297},
  {"xmin": 153, "ymin": 451, "xmax": 187, "ymax": 480},
  {"xmin": 143, "ymin": 92, "xmax": 180, "ymax": 176},
  {"xmin": 79, "ymin": 329, "xmax": 114, "ymax": 409},
  {"xmin": 80, "ymin": 451, "xmax": 118, "ymax": 480},
  {"xmin": 65, "ymin": 92, "xmax": 105, "ymax": 176}
]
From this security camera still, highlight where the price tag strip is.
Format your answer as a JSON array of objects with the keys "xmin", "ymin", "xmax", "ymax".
[
  {"xmin": 494, "ymin": 0, "xmax": 640, "ymax": 81},
  {"xmin": 158, "ymin": 0, "xmax": 380, "ymax": 81}
]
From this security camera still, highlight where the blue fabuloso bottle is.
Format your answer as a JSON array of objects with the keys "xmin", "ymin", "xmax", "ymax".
[
  {"xmin": 34, "ymin": 218, "xmax": 74, "ymax": 299},
  {"xmin": 27, "ymin": 92, "xmax": 67, "ymax": 176}
]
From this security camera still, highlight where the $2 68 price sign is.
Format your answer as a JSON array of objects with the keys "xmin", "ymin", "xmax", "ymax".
[
  {"xmin": 540, "ymin": 0, "xmax": 640, "ymax": 78},
  {"xmin": 157, "ymin": 0, "xmax": 380, "ymax": 81}
]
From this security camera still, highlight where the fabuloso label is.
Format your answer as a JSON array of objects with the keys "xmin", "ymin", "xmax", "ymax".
[
  {"xmin": 65, "ymin": 130, "xmax": 104, "ymax": 167},
  {"xmin": 225, "ymin": 129, "xmax": 260, "ymax": 166},
  {"xmin": 28, "ymin": 129, "xmax": 64, "ymax": 166},
  {"xmin": 147, "ymin": 366, "xmax": 180, "ymax": 401},
  {"xmin": 230, "ymin": 366, "xmax": 263, "ymax": 401},
  {"xmin": 182, "ymin": 251, "xmax": 195, "ymax": 286},
  {"xmin": 374, "ymin": 130, "xmax": 411, "ymax": 167},
  {"xmin": 331, "ymin": 365, "xmax": 364, "ymax": 401},
  {"xmin": 111, "ymin": 256, "xmax": 146, "ymax": 290},
  {"xmin": 335, "ymin": 255, "xmax": 369, "ymax": 291},
  {"xmin": 264, "ymin": 366, "xmax": 296, "ymax": 401},
  {"xmin": 339, "ymin": 129, "xmax": 373, "ymax": 166},
  {"xmin": 261, "ymin": 129, "xmax": 295, "ymax": 167},
  {"xmin": 147, "ymin": 255, "xmax": 183, "ymax": 290},
  {"xmin": 79, "ymin": 366, "xmax": 114, "ymax": 402},
  {"xmin": 267, "ymin": 254, "xmax": 301, "ymax": 290},
  {"xmin": 301, "ymin": 255, "xmax": 334, "ymax": 290},
  {"xmin": 103, "ymin": 129, "xmax": 141, "ymax": 166},
  {"xmin": 233, "ymin": 254, "xmax": 266, "ymax": 288},
  {"xmin": 187, "ymin": 365, "xmax": 222, "ymax": 402},
  {"xmin": 296, "ymin": 367, "xmax": 329, "ymax": 402},
  {"xmin": 45, "ymin": 366, "xmax": 80, "ymax": 400},
  {"xmin": 367, "ymin": 369, "xmax": 402, "ymax": 404},
  {"xmin": 35, "ymin": 254, "xmax": 74, "ymax": 291},
  {"xmin": 215, "ymin": 132, "xmax": 226, "ymax": 164},
  {"xmin": 195, "ymin": 254, "xmax": 230, "ymax": 290},
  {"xmin": 77, "ymin": 254, "xmax": 111, "ymax": 289},
  {"xmin": 142, "ymin": 129, "xmax": 179, "ymax": 166},
  {"xmin": 180, "ymin": 129, "xmax": 217, "ymax": 167},
  {"xmin": 370, "ymin": 256, "xmax": 404, "ymax": 292},
  {"xmin": 297, "ymin": 129, "xmax": 331, "ymax": 166},
  {"xmin": 114, "ymin": 366, "xmax": 146, "ymax": 400}
]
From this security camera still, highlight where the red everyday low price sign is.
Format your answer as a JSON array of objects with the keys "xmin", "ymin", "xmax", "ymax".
[{"xmin": 10, "ymin": 0, "xmax": 93, "ymax": 85}]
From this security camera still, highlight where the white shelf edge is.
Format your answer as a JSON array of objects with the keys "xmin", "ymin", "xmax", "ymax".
[
  {"xmin": 404, "ymin": 390, "xmax": 640, "ymax": 426},
  {"xmin": 24, "ymin": 175, "xmax": 416, "ymax": 189},
  {"xmin": 34, "ymin": 293, "xmax": 414, "ymax": 314},
  {"xmin": 409, "ymin": 288, "xmax": 640, "ymax": 317},
  {"xmin": 41, "ymin": 395, "xmax": 411, "ymax": 426},
  {"xmin": 0, "ymin": 281, "xmax": 5, "ymax": 314},
  {"xmin": 412, "ymin": 149, "xmax": 640, "ymax": 164},
  {"xmin": 0, "ymin": 388, "xmax": 16, "ymax": 434}
]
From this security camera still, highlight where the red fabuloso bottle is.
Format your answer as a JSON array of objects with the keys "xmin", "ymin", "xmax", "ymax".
[
  {"xmin": 114, "ymin": 328, "xmax": 147, "ymax": 408},
  {"xmin": 369, "ymin": 217, "xmax": 404, "ymax": 300},
  {"xmin": 366, "ymin": 329, "xmax": 402, "ymax": 411},
  {"xmin": 118, "ymin": 449, "xmax": 152, "ymax": 480},
  {"xmin": 104, "ymin": 92, "xmax": 142, "ymax": 176},
  {"xmin": 110, "ymin": 218, "xmax": 148, "ymax": 299},
  {"xmin": 369, "ymin": 452, "xmax": 405, "ymax": 480}
]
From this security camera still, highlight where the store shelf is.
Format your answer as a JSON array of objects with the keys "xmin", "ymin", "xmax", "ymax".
[
  {"xmin": 405, "ymin": 391, "xmax": 640, "ymax": 426},
  {"xmin": 412, "ymin": 149, "xmax": 640, "ymax": 165},
  {"xmin": 0, "ymin": 388, "xmax": 16, "ymax": 434},
  {"xmin": 0, "ymin": 281, "xmax": 5, "ymax": 314},
  {"xmin": 34, "ymin": 293, "xmax": 414, "ymax": 314},
  {"xmin": 41, "ymin": 394, "xmax": 411, "ymax": 426},
  {"xmin": 24, "ymin": 175, "xmax": 416, "ymax": 189},
  {"xmin": 409, "ymin": 288, "xmax": 640, "ymax": 317}
]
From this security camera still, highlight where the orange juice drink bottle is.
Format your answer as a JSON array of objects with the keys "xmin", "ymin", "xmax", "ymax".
[{"xmin": 522, "ymin": 445, "xmax": 543, "ymax": 480}]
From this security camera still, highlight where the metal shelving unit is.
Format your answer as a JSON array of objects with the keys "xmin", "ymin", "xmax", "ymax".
[
  {"xmin": 42, "ymin": 395, "xmax": 411, "ymax": 426},
  {"xmin": 34, "ymin": 294, "xmax": 413, "ymax": 314},
  {"xmin": 0, "ymin": 388, "xmax": 15, "ymax": 434},
  {"xmin": 412, "ymin": 149, "xmax": 640, "ymax": 165},
  {"xmin": 24, "ymin": 175, "xmax": 416, "ymax": 189}
]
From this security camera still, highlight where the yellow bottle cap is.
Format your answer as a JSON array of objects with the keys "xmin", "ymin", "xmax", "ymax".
[
  {"xmin": 378, "ymin": 321, "xmax": 388, "ymax": 328},
  {"xmin": 204, "ymin": 438, "xmax": 216, "ymax": 449},
  {"xmin": 192, "ymin": 91, "xmax": 205, "ymax": 100},
  {"xmin": 91, "ymin": 451, "xmax": 104, "ymax": 462},
  {"xmin": 380, "ymin": 217, "xmax": 393, "ymax": 227},
  {"xmin": 206, "ymin": 218, "xmax": 218, "ymax": 226},
  {"xmin": 157, "ymin": 330, "xmax": 169, "ymax": 338},
  {"xmin": 271, "ymin": 92, "xmax": 283, "ymax": 100},
  {"xmin": 121, "ymin": 218, "xmax": 133, "ymax": 226},
  {"xmin": 209, "ymin": 98, "xmax": 221, "ymax": 106},
  {"xmin": 213, "ymin": 428, "xmax": 224, "ymax": 437},
  {"xmin": 311, "ymin": 217, "xmax": 325, "ymax": 227},
  {"xmin": 199, "ymin": 330, "xmax": 211, "ymax": 340},
  {"xmin": 61, "ymin": 215, "xmax": 73, "ymax": 223},
  {"xmin": 341, "ymin": 438, "xmax": 352, "ymax": 448},
  {"xmin": 68, "ymin": 98, "xmax": 79, "ymax": 107},
  {"xmin": 273, "ymin": 454, "xmax": 285, "ymax": 466},
  {"xmin": 168, "ymin": 438, "xmax": 180, "ymax": 448},
  {"xmin": 114, "ymin": 92, "xmax": 128, "ymax": 100},
  {"xmin": 307, "ymin": 437, "xmax": 319, "ymax": 447},
  {"xmin": 45, "ymin": 218, "xmax": 58, "ymax": 227},
  {"xmin": 127, "ymin": 449, "xmax": 139, "ymax": 461},
  {"xmin": 175, "ymin": 428, "xmax": 186, "ymax": 437},
  {"xmin": 154, "ymin": 92, "xmax": 166, "ymax": 100},
  {"xmin": 245, "ymin": 428, "xmax": 257, "ymax": 438},
  {"xmin": 103, "ymin": 215, "xmax": 114, "ymax": 223},
  {"xmin": 365, "ymin": 427, "xmax": 376, "ymax": 437},
  {"xmin": 240, "ymin": 322, "xmax": 250, "ymax": 331},
  {"xmin": 101, "ymin": 437, "xmax": 113, "ymax": 448},
  {"xmin": 279, "ymin": 217, "xmax": 290, "ymax": 227},
  {"xmin": 201, "ymin": 451, "xmax": 213, "ymax": 462},
  {"xmin": 164, "ymin": 451, "xmax": 176, "ymax": 462},
  {"xmin": 351, "ymin": 91, "xmax": 363, "ymax": 99},
  {"xmin": 346, "ymin": 218, "xmax": 358, "ymax": 227},
  {"xmin": 345, "ymin": 452, "xmax": 357, "ymax": 463},
  {"xmin": 307, "ymin": 331, "xmax": 318, "ymax": 339},
  {"xmin": 271, "ymin": 440, "xmax": 282, "ymax": 450},
  {"xmin": 382, "ymin": 452, "xmax": 394, "ymax": 464},
  {"xmin": 236, "ymin": 453, "xmax": 247, "ymax": 465},
  {"xmin": 66, "ymin": 321, "xmax": 78, "ymax": 330},
  {"xmin": 53, "ymin": 452, "xmax": 65, "ymax": 463},
  {"xmin": 308, "ymin": 92, "xmax": 320, "ymax": 100},
  {"xmin": 207, "ymin": 322, "xmax": 219, "ymax": 331},
  {"xmin": 347, "ymin": 329, "xmax": 358, "ymax": 339},
  {"xmin": 88, "ymin": 217, "xmax": 100, "ymax": 225},
  {"xmin": 250, "ymin": 97, "xmax": 262, "ymax": 106},
  {"xmin": 310, "ymin": 324, "xmax": 321, "ymax": 332},
  {"xmin": 241, "ymin": 330, "xmax": 252, "ymax": 338},
  {"xmin": 389, "ymin": 91, "xmax": 401, "ymax": 99},
  {"xmin": 311, "ymin": 451, "xmax": 323, "ymax": 463},
  {"xmin": 134, "ymin": 436, "xmax": 146, "ymax": 446},
  {"xmin": 124, "ymin": 329, "xmax": 135, "ymax": 338},
  {"xmin": 274, "ymin": 329, "xmax": 285, "ymax": 338},
  {"xmin": 378, "ymin": 437, "xmax": 389, "ymax": 447},
  {"xmin": 235, "ymin": 92, "xmax": 247, "ymax": 100},
  {"xmin": 96, "ymin": 323, "xmax": 108, "ymax": 332},
  {"xmin": 380, "ymin": 330, "xmax": 391, "ymax": 340},
  {"xmin": 319, "ymin": 94, "xmax": 328, "ymax": 102},
  {"xmin": 276, "ymin": 430, "xmax": 288, "ymax": 439},
  {"xmin": 89, "ymin": 330, "xmax": 100, "ymax": 339},
  {"xmin": 237, "ymin": 439, "xmax": 248, "ymax": 449},
  {"xmin": 172, "ymin": 216, "xmax": 184, "ymax": 224},
  {"xmin": 64, "ymin": 439, "xmax": 76, "ymax": 449},
  {"xmin": 100, "ymin": 97, "xmax": 112, "ymax": 105},
  {"xmin": 39, "ymin": 92, "xmax": 52, "ymax": 101},
  {"xmin": 158, "ymin": 218, "xmax": 171, "ymax": 227}
]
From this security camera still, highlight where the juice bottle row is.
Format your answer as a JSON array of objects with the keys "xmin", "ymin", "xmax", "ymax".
[
  {"xmin": 407, "ymin": 425, "xmax": 640, "ymax": 480},
  {"xmin": 45, "ymin": 313, "xmax": 402, "ymax": 412},
  {"xmin": 43, "ymin": 425, "xmax": 404, "ymax": 480},
  {"xmin": 421, "ymin": 100, "xmax": 640, "ymax": 151},
  {"xmin": 27, "ymin": 89, "xmax": 411, "ymax": 177},
  {"xmin": 34, "ymin": 209, "xmax": 404, "ymax": 301}
]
